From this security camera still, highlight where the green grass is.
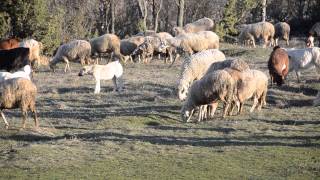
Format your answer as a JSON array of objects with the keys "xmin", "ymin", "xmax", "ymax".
[{"xmin": 0, "ymin": 43, "xmax": 319, "ymax": 179}]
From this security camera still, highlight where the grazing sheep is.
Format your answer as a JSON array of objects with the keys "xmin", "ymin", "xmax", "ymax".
[
  {"xmin": 238, "ymin": 30, "xmax": 255, "ymax": 48},
  {"xmin": 234, "ymin": 69, "xmax": 268, "ymax": 114},
  {"xmin": 0, "ymin": 65, "xmax": 32, "ymax": 83},
  {"xmin": 307, "ymin": 22, "xmax": 320, "ymax": 47},
  {"xmin": 153, "ymin": 32, "xmax": 175, "ymax": 63},
  {"xmin": 49, "ymin": 40, "xmax": 91, "ymax": 72},
  {"xmin": 20, "ymin": 39, "xmax": 43, "ymax": 67},
  {"xmin": 90, "ymin": 34, "xmax": 123, "ymax": 62},
  {"xmin": 173, "ymin": 17, "xmax": 214, "ymax": 36},
  {"xmin": 132, "ymin": 40, "xmax": 154, "ymax": 64},
  {"xmin": 268, "ymin": 46, "xmax": 289, "ymax": 86},
  {"xmin": 78, "ymin": 61, "xmax": 123, "ymax": 94},
  {"xmin": 274, "ymin": 22, "xmax": 290, "ymax": 46},
  {"xmin": 178, "ymin": 49, "xmax": 226, "ymax": 101},
  {"xmin": 181, "ymin": 70, "xmax": 235, "ymax": 122},
  {"xmin": 286, "ymin": 47, "xmax": 320, "ymax": 83},
  {"xmin": 120, "ymin": 36, "xmax": 145, "ymax": 63},
  {"xmin": 0, "ymin": 78, "xmax": 38, "ymax": 129},
  {"xmin": 238, "ymin": 21, "xmax": 275, "ymax": 48}
]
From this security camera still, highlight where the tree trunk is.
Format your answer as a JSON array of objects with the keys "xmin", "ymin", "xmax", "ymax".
[
  {"xmin": 176, "ymin": 0, "xmax": 184, "ymax": 27},
  {"xmin": 110, "ymin": 0, "xmax": 115, "ymax": 34},
  {"xmin": 262, "ymin": 0, "xmax": 267, "ymax": 22},
  {"xmin": 154, "ymin": 0, "xmax": 163, "ymax": 32},
  {"xmin": 137, "ymin": 0, "xmax": 148, "ymax": 30}
]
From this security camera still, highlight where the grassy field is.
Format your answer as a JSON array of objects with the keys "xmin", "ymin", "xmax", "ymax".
[{"xmin": 0, "ymin": 42, "xmax": 319, "ymax": 179}]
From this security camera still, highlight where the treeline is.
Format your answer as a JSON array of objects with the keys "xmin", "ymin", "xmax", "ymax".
[{"xmin": 0, "ymin": 0, "xmax": 319, "ymax": 54}]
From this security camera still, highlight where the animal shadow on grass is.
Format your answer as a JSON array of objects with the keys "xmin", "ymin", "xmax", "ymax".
[
  {"xmin": 221, "ymin": 49, "xmax": 249, "ymax": 57},
  {"xmin": 57, "ymin": 87, "xmax": 93, "ymax": 94},
  {"xmin": 1, "ymin": 129, "xmax": 319, "ymax": 148}
]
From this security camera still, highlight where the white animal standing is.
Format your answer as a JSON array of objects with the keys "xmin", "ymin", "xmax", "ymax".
[{"xmin": 78, "ymin": 61, "xmax": 123, "ymax": 94}]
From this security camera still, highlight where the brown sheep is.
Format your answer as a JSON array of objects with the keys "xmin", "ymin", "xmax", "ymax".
[
  {"xmin": 0, "ymin": 78, "xmax": 38, "ymax": 129},
  {"xmin": 90, "ymin": 34, "xmax": 123, "ymax": 62},
  {"xmin": 268, "ymin": 46, "xmax": 289, "ymax": 86}
]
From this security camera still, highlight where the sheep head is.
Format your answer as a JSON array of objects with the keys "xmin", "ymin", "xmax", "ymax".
[{"xmin": 181, "ymin": 106, "xmax": 194, "ymax": 123}]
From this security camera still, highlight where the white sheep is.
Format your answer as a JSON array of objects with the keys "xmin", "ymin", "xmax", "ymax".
[
  {"xmin": 286, "ymin": 47, "xmax": 320, "ymax": 82},
  {"xmin": 78, "ymin": 61, "xmax": 123, "ymax": 94},
  {"xmin": 233, "ymin": 69, "xmax": 268, "ymax": 114},
  {"xmin": 238, "ymin": 21, "xmax": 275, "ymax": 48},
  {"xmin": 173, "ymin": 17, "xmax": 214, "ymax": 36},
  {"xmin": 20, "ymin": 39, "xmax": 42, "ymax": 67},
  {"xmin": 181, "ymin": 70, "xmax": 235, "ymax": 122},
  {"xmin": 0, "ymin": 65, "xmax": 32, "ymax": 83},
  {"xmin": 50, "ymin": 40, "xmax": 91, "ymax": 72},
  {"xmin": 178, "ymin": 49, "xmax": 226, "ymax": 101}
]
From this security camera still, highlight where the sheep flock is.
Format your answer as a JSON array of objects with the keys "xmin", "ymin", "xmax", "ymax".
[{"xmin": 0, "ymin": 17, "xmax": 320, "ymax": 129}]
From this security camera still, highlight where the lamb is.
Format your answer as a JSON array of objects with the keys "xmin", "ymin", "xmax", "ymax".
[
  {"xmin": 120, "ymin": 36, "xmax": 145, "ymax": 63},
  {"xmin": 233, "ymin": 69, "xmax": 268, "ymax": 114},
  {"xmin": 178, "ymin": 49, "xmax": 226, "ymax": 101},
  {"xmin": 268, "ymin": 46, "xmax": 289, "ymax": 86},
  {"xmin": 49, "ymin": 40, "xmax": 91, "ymax": 72},
  {"xmin": 274, "ymin": 22, "xmax": 290, "ymax": 46},
  {"xmin": 0, "ymin": 65, "xmax": 32, "ymax": 83},
  {"xmin": 307, "ymin": 22, "xmax": 320, "ymax": 47},
  {"xmin": 286, "ymin": 47, "xmax": 320, "ymax": 83},
  {"xmin": 181, "ymin": 70, "xmax": 235, "ymax": 122},
  {"xmin": 78, "ymin": 61, "xmax": 123, "ymax": 94},
  {"xmin": 238, "ymin": 21, "xmax": 275, "ymax": 48},
  {"xmin": 173, "ymin": 17, "xmax": 214, "ymax": 36},
  {"xmin": 0, "ymin": 78, "xmax": 38, "ymax": 129},
  {"xmin": 20, "ymin": 39, "xmax": 43, "ymax": 67},
  {"xmin": 90, "ymin": 34, "xmax": 123, "ymax": 62}
]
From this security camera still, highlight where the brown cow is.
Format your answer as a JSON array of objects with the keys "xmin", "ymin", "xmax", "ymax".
[
  {"xmin": 268, "ymin": 46, "xmax": 289, "ymax": 86},
  {"xmin": 0, "ymin": 38, "xmax": 21, "ymax": 50}
]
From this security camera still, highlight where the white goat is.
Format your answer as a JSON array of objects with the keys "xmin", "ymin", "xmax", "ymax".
[
  {"xmin": 0, "ymin": 65, "xmax": 32, "ymax": 83},
  {"xmin": 78, "ymin": 61, "xmax": 123, "ymax": 94}
]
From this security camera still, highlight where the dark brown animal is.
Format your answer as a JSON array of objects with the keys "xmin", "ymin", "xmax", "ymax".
[
  {"xmin": 268, "ymin": 46, "xmax": 289, "ymax": 86},
  {"xmin": 0, "ymin": 47, "xmax": 31, "ymax": 72},
  {"xmin": 0, "ymin": 38, "xmax": 20, "ymax": 50}
]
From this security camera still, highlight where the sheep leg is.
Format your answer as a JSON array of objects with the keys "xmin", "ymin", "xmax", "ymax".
[
  {"xmin": 295, "ymin": 70, "xmax": 301, "ymax": 83},
  {"xmin": 275, "ymin": 38, "xmax": 278, "ymax": 46},
  {"xmin": 222, "ymin": 102, "xmax": 230, "ymax": 118},
  {"xmin": 186, "ymin": 109, "xmax": 194, "ymax": 123},
  {"xmin": 62, "ymin": 56, "xmax": 70, "ymax": 73},
  {"xmin": 112, "ymin": 76, "xmax": 118, "ymax": 91},
  {"xmin": 94, "ymin": 80, "xmax": 101, "ymax": 94},
  {"xmin": 238, "ymin": 102, "xmax": 244, "ymax": 115},
  {"xmin": 21, "ymin": 111, "xmax": 28, "ymax": 129},
  {"xmin": 208, "ymin": 102, "xmax": 218, "ymax": 118},
  {"xmin": 0, "ymin": 111, "xmax": 9, "ymax": 129},
  {"xmin": 250, "ymin": 96, "xmax": 259, "ymax": 113}
]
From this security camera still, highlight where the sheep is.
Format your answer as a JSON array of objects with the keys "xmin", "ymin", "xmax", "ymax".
[
  {"xmin": 201, "ymin": 58, "xmax": 250, "ymax": 118},
  {"xmin": 120, "ymin": 36, "xmax": 145, "ymax": 63},
  {"xmin": 178, "ymin": 49, "xmax": 226, "ymax": 101},
  {"xmin": 238, "ymin": 30, "xmax": 255, "ymax": 48},
  {"xmin": 49, "ymin": 40, "xmax": 91, "ymax": 72},
  {"xmin": 286, "ymin": 47, "xmax": 320, "ymax": 83},
  {"xmin": 0, "ymin": 38, "xmax": 20, "ymax": 50},
  {"xmin": 181, "ymin": 70, "xmax": 235, "ymax": 122},
  {"xmin": 132, "ymin": 40, "xmax": 154, "ymax": 64},
  {"xmin": 274, "ymin": 22, "xmax": 290, "ymax": 46},
  {"xmin": 233, "ymin": 69, "xmax": 268, "ymax": 114},
  {"xmin": 20, "ymin": 39, "xmax": 43, "ymax": 68},
  {"xmin": 307, "ymin": 22, "xmax": 320, "ymax": 47},
  {"xmin": 0, "ymin": 65, "xmax": 32, "ymax": 83},
  {"xmin": 268, "ymin": 46, "xmax": 289, "ymax": 86},
  {"xmin": 153, "ymin": 32, "xmax": 175, "ymax": 63},
  {"xmin": 78, "ymin": 61, "xmax": 123, "ymax": 94},
  {"xmin": 90, "ymin": 34, "xmax": 123, "ymax": 62},
  {"xmin": 238, "ymin": 21, "xmax": 275, "ymax": 48},
  {"xmin": 0, "ymin": 78, "xmax": 38, "ymax": 129},
  {"xmin": 0, "ymin": 47, "xmax": 31, "ymax": 72},
  {"xmin": 173, "ymin": 17, "xmax": 214, "ymax": 36},
  {"xmin": 168, "ymin": 31, "xmax": 220, "ymax": 65}
]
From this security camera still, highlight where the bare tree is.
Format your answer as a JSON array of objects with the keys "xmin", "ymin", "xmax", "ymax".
[
  {"xmin": 110, "ymin": 0, "xmax": 115, "ymax": 33},
  {"xmin": 153, "ymin": 0, "xmax": 163, "ymax": 32},
  {"xmin": 176, "ymin": 0, "xmax": 185, "ymax": 27},
  {"xmin": 137, "ymin": 0, "xmax": 148, "ymax": 30},
  {"xmin": 262, "ymin": 0, "xmax": 267, "ymax": 21}
]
